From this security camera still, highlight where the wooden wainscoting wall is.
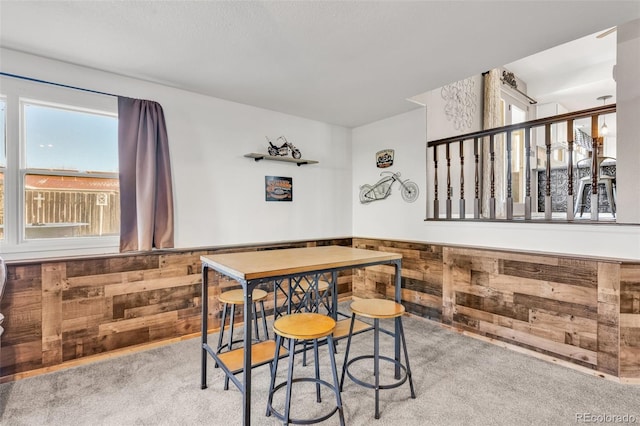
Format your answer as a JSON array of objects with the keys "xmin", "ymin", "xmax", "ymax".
[
  {"xmin": 0, "ymin": 238, "xmax": 352, "ymax": 382},
  {"xmin": 621, "ymin": 264, "xmax": 640, "ymax": 379},
  {"xmin": 353, "ymin": 238, "xmax": 640, "ymax": 381},
  {"xmin": 352, "ymin": 239, "xmax": 443, "ymax": 320}
]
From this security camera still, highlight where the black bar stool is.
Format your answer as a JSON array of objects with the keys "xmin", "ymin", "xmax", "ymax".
[
  {"xmin": 216, "ymin": 288, "xmax": 269, "ymax": 389},
  {"xmin": 340, "ymin": 298, "xmax": 416, "ymax": 419},
  {"xmin": 216, "ymin": 288, "xmax": 269, "ymax": 353},
  {"xmin": 295, "ymin": 279, "xmax": 331, "ymax": 314},
  {"xmin": 266, "ymin": 312, "xmax": 345, "ymax": 426}
]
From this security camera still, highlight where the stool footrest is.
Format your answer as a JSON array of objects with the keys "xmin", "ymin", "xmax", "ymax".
[
  {"xmin": 267, "ymin": 377, "xmax": 340, "ymax": 425},
  {"xmin": 216, "ymin": 337, "xmax": 262, "ymax": 353},
  {"xmin": 344, "ymin": 354, "xmax": 409, "ymax": 390},
  {"xmin": 217, "ymin": 341, "xmax": 287, "ymax": 373},
  {"xmin": 333, "ymin": 318, "xmax": 372, "ymax": 340}
]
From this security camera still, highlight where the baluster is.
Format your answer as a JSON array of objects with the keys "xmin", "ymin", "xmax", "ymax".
[
  {"xmin": 545, "ymin": 123, "xmax": 552, "ymax": 220},
  {"xmin": 489, "ymin": 134, "xmax": 496, "ymax": 219},
  {"xmin": 474, "ymin": 137, "xmax": 480, "ymax": 219},
  {"xmin": 506, "ymin": 131, "xmax": 513, "ymax": 220},
  {"xmin": 566, "ymin": 119, "xmax": 575, "ymax": 220},
  {"xmin": 459, "ymin": 140, "xmax": 465, "ymax": 219},
  {"xmin": 433, "ymin": 145, "xmax": 439, "ymax": 219},
  {"xmin": 591, "ymin": 115, "xmax": 599, "ymax": 221},
  {"xmin": 446, "ymin": 143, "xmax": 452, "ymax": 219},
  {"xmin": 524, "ymin": 127, "xmax": 532, "ymax": 220}
]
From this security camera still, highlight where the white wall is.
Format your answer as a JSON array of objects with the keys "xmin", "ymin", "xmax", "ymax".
[
  {"xmin": 352, "ymin": 108, "xmax": 427, "ymax": 238},
  {"xmin": 352, "ymin": 105, "xmax": 640, "ymax": 259},
  {"xmin": 352, "ymin": 26, "xmax": 640, "ymax": 260},
  {"xmin": 616, "ymin": 18, "xmax": 640, "ymax": 224},
  {"xmin": 0, "ymin": 48, "xmax": 352, "ymax": 258},
  {"xmin": 424, "ymin": 75, "xmax": 483, "ymax": 218}
]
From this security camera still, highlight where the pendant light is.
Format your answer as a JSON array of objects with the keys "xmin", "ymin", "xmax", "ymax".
[{"xmin": 597, "ymin": 95, "xmax": 612, "ymax": 136}]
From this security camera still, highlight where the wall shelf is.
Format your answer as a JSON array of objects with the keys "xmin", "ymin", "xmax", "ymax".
[{"xmin": 244, "ymin": 153, "xmax": 318, "ymax": 166}]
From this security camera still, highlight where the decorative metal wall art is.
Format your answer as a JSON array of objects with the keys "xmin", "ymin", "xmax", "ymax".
[
  {"xmin": 266, "ymin": 136, "xmax": 301, "ymax": 159},
  {"xmin": 265, "ymin": 176, "xmax": 293, "ymax": 202},
  {"xmin": 359, "ymin": 171, "xmax": 419, "ymax": 204},
  {"xmin": 440, "ymin": 77, "xmax": 477, "ymax": 131},
  {"xmin": 376, "ymin": 149, "xmax": 394, "ymax": 168}
]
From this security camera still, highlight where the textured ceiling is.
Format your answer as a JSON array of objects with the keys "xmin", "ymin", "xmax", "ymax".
[{"xmin": 1, "ymin": 1, "xmax": 639, "ymax": 128}]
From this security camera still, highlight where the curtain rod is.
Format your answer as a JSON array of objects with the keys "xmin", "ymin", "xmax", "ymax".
[
  {"xmin": 500, "ymin": 70, "xmax": 537, "ymax": 105},
  {"xmin": 0, "ymin": 71, "xmax": 119, "ymax": 98},
  {"xmin": 500, "ymin": 79, "xmax": 538, "ymax": 105}
]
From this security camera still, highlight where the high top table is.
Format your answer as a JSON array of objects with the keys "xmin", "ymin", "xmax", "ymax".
[{"xmin": 200, "ymin": 245, "xmax": 402, "ymax": 426}]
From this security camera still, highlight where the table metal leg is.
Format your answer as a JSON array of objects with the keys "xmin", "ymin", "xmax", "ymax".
[
  {"xmin": 374, "ymin": 318, "xmax": 380, "ymax": 419},
  {"xmin": 243, "ymin": 282, "xmax": 254, "ymax": 426},
  {"xmin": 332, "ymin": 271, "xmax": 338, "ymax": 320},
  {"xmin": 201, "ymin": 265, "xmax": 209, "ymax": 389},
  {"xmin": 394, "ymin": 260, "xmax": 402, "ymax": 379}
]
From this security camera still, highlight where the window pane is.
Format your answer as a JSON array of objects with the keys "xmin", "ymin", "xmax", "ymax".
[
  {"xmin": 25, "ymin": 174, "xmax": 120, "ymax": 239},
  {"xmin": 24, "ymin": 102, "xmax": 118, "ymax": 172}
]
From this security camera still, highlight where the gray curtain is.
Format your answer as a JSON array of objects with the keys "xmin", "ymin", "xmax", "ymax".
[{"xmin": 118, "ymin": 97, "xmax": 174, "ymax": 252}]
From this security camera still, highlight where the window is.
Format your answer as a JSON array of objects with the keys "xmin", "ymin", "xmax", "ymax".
[
  {"xmin": 1, "ymin": 76, "xmax": 119, "ymax": 258},
  {"xmin": 23, "ymin": 101, "xmax": 119, "ymax": 239}
]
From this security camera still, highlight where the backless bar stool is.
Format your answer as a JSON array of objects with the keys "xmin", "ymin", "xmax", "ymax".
[
  {"xmin": 294, "ymin": 279, "xmax": 332, "ymax": 366},
  {"xmin": 340, "ymin": 298, "xmax": 416, "ymax": 419},
  {"xmin": 216, "ymin": 288, "xmax": 269, "ymax": 389},
  {"xmin": 266, "ymin": 313, "xmax": 345, "ymax": 426},
  {"xmin": 216, "ymin": 288, "xmax": 269, "ymax": 353},
  {"xmin": 217, "ymin": 288, "xmax": 269, "ymax": 353},
  {"xmin": 295, "ymin": 279, "xmax": 331, "ymax": 314}
]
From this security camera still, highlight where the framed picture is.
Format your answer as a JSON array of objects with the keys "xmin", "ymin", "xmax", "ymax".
[
  {"xmin": 376, "ymin": 149, "xmax": 394, "ymax": 168},
  {"xmin": 265, "ymin": 176, "xmax": 293, "ymax": 202}
]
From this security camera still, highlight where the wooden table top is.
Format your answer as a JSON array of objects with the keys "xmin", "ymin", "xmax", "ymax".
[{"xmin": 201, "ymin": 245, "xmax": 401, "ymax": 281}]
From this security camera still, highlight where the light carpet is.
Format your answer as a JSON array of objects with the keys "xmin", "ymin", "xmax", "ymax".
[{"xmin": 1, "ymin": 309, "xmax": 639, "ymax": 425}]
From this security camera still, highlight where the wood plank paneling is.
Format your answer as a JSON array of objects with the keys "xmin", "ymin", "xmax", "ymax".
[
  {"xmin": 3, "ymin": 237, "xmax": 639, "ymax": 382},
  {"xmin": 620, "ymin": 264, "xmax": 640, "ymax": 378},
  {"xmin": 41, "ymin": 263, "xmax": 64, "ymax": 367},
  {"xmin": 597, "ymin": 262, "xmax": 620, "ymax": 376},
  {"xmin": 352, "ymin": 239, "xmax": 639, "ymax": 378},
  {"xmin": 1, "ymin": 238, "xmax": 352, "ymax": 379},
  {"xmin": 500, "ymin": 259, "xmax": 598, "ymax": 288}
]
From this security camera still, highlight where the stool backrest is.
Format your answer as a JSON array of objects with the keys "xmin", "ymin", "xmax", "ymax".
[{"xmin": 576, "ymin": 156, "xmax": 616, "ymax": 177}]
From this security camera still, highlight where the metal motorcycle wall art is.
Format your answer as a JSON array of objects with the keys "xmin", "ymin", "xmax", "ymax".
[
  {"xmin": 266, "ymin": 136, "xmax": 301, "ymax": 159},
  {"xmin": 359, "ymin": 171, "xmax": 419, "ymax": 204}
]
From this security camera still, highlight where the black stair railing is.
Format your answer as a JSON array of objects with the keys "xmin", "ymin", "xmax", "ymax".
[{"xmin": 427, "ymin": 103, "xmax": 616, "ymax": 221}]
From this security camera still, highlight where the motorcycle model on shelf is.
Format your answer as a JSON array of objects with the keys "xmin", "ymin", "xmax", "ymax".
[
  {"xmin": 266, "ymin": 136, "xmax": 302, "ymax": 159},
  {"xmin": 359, "ymin": 171, "xmax": 419, "ymax": 204}
]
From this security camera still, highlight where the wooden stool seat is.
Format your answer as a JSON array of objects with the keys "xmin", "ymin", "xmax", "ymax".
[
  {"xmin": 350, "ymin": 298, "xmax": 405, "ymax": 319},
  {"xmin": 274, "ymin": 312, "xmax": 336, "ymax": 340},
  {"xmin": 219, "ymin": 288, "xmax": 268, "ymax": 304},
  {"xmin": 294, "ymin": 280, "xmax": 330, "ymax": 293}
]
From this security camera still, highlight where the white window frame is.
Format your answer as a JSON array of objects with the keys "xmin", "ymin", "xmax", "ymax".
[{"xmin": 0, "ymin": 76, "xmax": 120, "ymax": 261}]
